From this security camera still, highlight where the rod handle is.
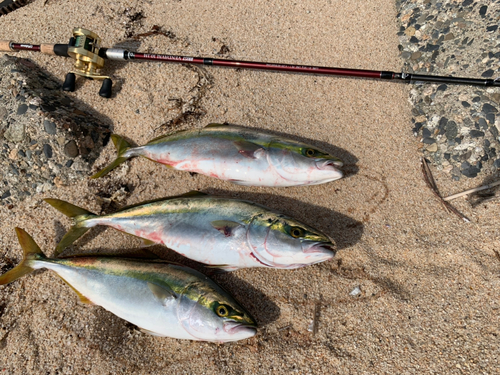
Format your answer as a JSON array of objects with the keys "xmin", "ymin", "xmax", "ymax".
[
  {"xmin": 40, "ymin": 43, "xmax": 69, "ymax": 57},
  {"xmin": 0, "ymin": 41, "xmax": 14, "ymax": 52}
]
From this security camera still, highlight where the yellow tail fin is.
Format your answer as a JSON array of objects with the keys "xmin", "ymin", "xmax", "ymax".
[
  {"xmin": 44, "ymin": 199, "xmax": 97, "ymax": 256},
  {"xmin": 91, "ymin": 134, "xmax": 133, "ymax": 178},
  {"xmin": 0, "ymin": 228, "xmax": 46, "ymax": 285}
]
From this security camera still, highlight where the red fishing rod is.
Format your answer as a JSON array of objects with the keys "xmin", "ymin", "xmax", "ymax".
[{"xmin": 1, "ymin": 28, "xmax": 498, "ymax": 98}]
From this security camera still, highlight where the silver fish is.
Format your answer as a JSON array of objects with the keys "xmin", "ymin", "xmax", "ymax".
[
  {"xmin": 92, "ymin": 124, "xmax": 343, "ymax": 187},
  {"xmin": 0, "ymin": 228, "xmax": 257, "ymax": 342},
  {"xmin": 45, "ymin": 191, "xmax": 336, "ymax": 271}
]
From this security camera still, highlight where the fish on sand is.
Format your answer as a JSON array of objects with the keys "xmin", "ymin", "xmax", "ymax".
[
  {"xmin": 92, "ymin": 124, "xmax": 343, "ymax": 187},
  {"xmin": 0, "ymin": 228, "xmax": 257, "ymax": 342}
]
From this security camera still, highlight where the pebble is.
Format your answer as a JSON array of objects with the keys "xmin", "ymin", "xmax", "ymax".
[
  {"xmin": 16, "ymin": 104, "xmax": 28, "ymax": 115},
  {"xmin": 64, "ymin": 140, "xmax": 79, "ymax": 158},
  {"xmin": 43, "ymin": 144, "xmax": 53, "ymax": 158},
  {"xmin": 4, "ymin": 122, "xmax": 25, "ymax": 143},
  {"xmin": 349, "ymin": 286, "xmax": 361, "ymax": 297},
  {"xmin": 43, "ymin": 120, "xmax": 57, "ymax": 135}
]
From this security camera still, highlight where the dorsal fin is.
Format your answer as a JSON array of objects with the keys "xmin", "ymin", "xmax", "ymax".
[
  {"xmin": 116, "ymin": 191, "xmax": 209, "ymax": 212},
  {"xmin": 146, "ymin": 128, "xmax": 188, "ymax": 144},
  {"xmin": 204, "ymin": 123, "xmax": 227, "ymax": 128},
  {"xmin": 58, "ymin": 248, "xmax": 160, "ymax": 259}
]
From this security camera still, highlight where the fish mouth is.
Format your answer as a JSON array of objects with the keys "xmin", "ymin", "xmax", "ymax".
[
  {"xmin": 316, "ymin": 159, "xmax": 343, "ymax": 169},
  {"xmin": 223, "ymin": 321, "xmax": 258, "ymax": 336},
  {"xmin": 315, "ymin": 160, "xmax": 344, "ymax": 180},
  {"xmin": 304, "ymin": 242, "xmax": 336, "ymax": 257}
]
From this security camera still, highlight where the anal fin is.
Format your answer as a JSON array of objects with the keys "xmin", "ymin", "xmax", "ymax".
[
  {"xmin": 139, "ymin": 327, "xmax": 168, "ymax": 337},
  {"xmin": 205, "ymin": 265, "xmax": 240, "ymax": 273},
  {"xmin": 58, "ymin": 276, "xmax": 95, "ymax": 305}
]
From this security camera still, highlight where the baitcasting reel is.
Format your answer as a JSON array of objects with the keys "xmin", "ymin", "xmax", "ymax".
[{"xmin": 62, "ymin": 28, "xmax": 112, "ymax": 98}]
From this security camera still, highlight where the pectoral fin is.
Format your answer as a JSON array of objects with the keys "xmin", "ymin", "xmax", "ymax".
[
  {"xmin": 148, "ymin": 282, "xmax": 177, "ymax": 305},
  {"xmin": 211, "ymin": 220, "xmax": 242, "ymax": 237},
  {"xmin": 233, "ymin": 140, "xmax": 265, "ymax": 159}
]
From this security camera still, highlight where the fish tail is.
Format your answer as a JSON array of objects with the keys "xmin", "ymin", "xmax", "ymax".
[
  {"xmin": 91, "ymin": 134, "xmax": 134, "ymax": 178},
  {"xmin": 0, "ymin": 228, "xmax": 46, "ymax": 285},
  {"xmin": 44, "ymin": 198, "xmax": 98, "ymax": 256}
]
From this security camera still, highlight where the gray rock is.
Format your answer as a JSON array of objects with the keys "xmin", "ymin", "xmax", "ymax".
[
  {"xmin": 43, "ymin": 120, "xmax": 57, "ymax": 135},
  {"xmin": 0, "ymin": 55, "xmax": 112, "ymax": 204},
  {"xmin": 43, "ymin": 144, "xmax": 53, "ymax": 158},
  {"xmin": 445, "ymin": 121, "xmax": 457, "ymax": 140},
  {"xmin": 16, "ymin": 104, "xmax": 28, "ymax": 115}
]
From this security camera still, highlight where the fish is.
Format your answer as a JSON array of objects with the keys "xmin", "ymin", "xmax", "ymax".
[
  {"xmin": 0, "ymin": 228, "xmax": 257, "ymax": 343},
  {"xmin": 92, "ymin": 124, "xmax": 343, "ymax": 187},
  {"xmin": 45, "ymin": 191, "xmax": 336, "ymax": 270}
]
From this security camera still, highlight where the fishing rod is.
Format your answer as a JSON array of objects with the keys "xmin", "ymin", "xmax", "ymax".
[{"xmin": 1, "ymin": 28, "xmax": 498, "ymax": 98}]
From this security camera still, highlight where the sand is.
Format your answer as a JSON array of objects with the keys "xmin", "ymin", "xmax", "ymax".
[{"xmin": 0, "ymin": 0, "xmax": 499, "ymax": 374}]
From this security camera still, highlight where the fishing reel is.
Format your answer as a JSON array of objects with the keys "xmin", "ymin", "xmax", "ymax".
[{"xmin": 62, "ymin": 28, "xmax": 112, "ymax": 98}]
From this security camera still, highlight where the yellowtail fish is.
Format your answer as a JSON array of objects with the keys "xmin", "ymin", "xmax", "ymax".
[
  {"xmin": 92, "ymin": 124, "xmax": 343, "ymax": 187},
  {"xmin": 0, "ymin": 228, "xmax": 257, "ymax": 342},
  {"xmin": 45, "ymin": 191, "xmax": 336, "ymax": 271}
]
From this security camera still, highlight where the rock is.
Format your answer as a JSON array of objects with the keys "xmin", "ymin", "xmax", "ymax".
[
  {"xmin": 64, "ymin": 140, "xmax": 79, "ymax": 158},
  {"xmin": 397, "ymin": 0, "xmax": 500, "ymax": 181},
  {"xmin": 483, "ymin": 103, "xmax": 498, "ymax": 114},
  {"xmin": 16, "ymin": 104, "xmax": 28, "ymax": 115},
  {"xmin": 423, "ymin": 137, "xmax": 436, "ymax": 144},
  {"xmin": 481, "ymin": 69, "xmax": 494, "ymax": 78},
  {"xmin": 43, "ymin": 120, "xmax": 57, "ymax": 135},
  {"xmin": 470, "ymin": 130, "xmax": 485, "ymax": 138},
  {"xmin": 426, "ymin": 143, "xmax": 438, "ymax": 152},
  {"xmin": 0, "ymin": 55, "xmax": 112, "ymax": 204},
  {"xmin": 43, "ymin": 144, "xmax": 53, "ymax": 158},
  {"xmin": 4, "ymin": 122, "xmax": 25, "ymax": 142},
  {"xmin": 445, "ymin": 121, "xmax": 457, "ymax": 139}
]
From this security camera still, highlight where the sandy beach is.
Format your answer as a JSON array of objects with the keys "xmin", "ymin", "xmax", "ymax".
[{"xmin": 0, "ymin": 0, "xmax": 499, "ymax": 374}]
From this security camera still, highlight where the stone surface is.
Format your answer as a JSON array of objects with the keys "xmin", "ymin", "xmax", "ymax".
[
  {"xmin": 397, "ymin": 0, "xmax": 500, "ymax": 179},
  {"xmin": 0, "ymin": 55, "xmax": 112, "ymax": 204}
]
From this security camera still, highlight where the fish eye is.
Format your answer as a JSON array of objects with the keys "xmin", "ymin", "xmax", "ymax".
[
  {"xmin": 305, "ymin": 148, "xmax": 316, "ymax": 157},
  {"xmin": 290, "ymin": 227, "xmax": 305, "ymax": 238},
  {"xmin": 216, "ymin": 305, "xmax": 230, "ymax": 317}
]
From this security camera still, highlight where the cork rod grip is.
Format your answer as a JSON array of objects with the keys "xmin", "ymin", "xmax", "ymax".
[
  {"xmin": 40, "ymin": 44, "xmax": 56, "ymax": 55},
  {"xmin": 0, "ymin": 41, "xmax": 14, "ymax": 52}
]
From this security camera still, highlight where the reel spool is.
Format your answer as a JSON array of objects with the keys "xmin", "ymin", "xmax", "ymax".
[{"xmin": 62, "ymin": 28, "xmax": 112, "ymax": 98}]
